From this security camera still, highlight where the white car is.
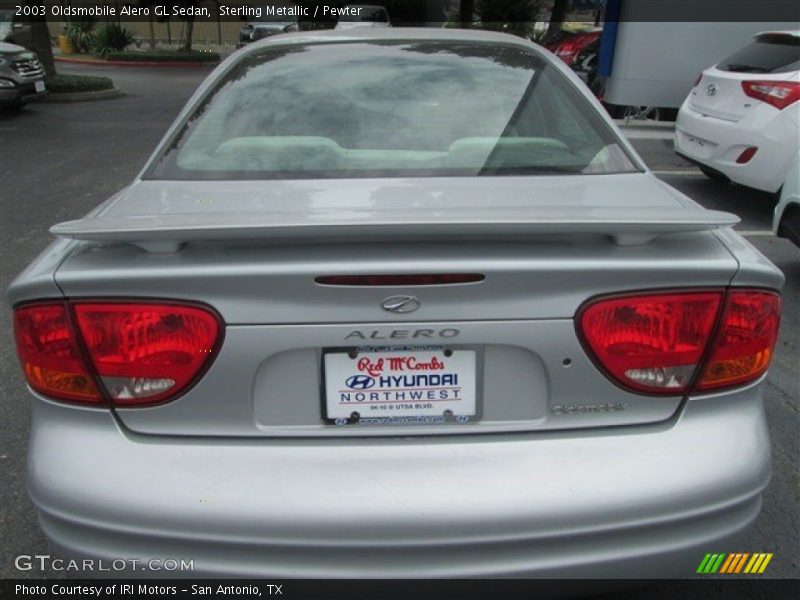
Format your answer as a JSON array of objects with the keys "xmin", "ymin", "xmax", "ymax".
[
  {"xmin": 773, "ymin": 151, "xmax": 800, "ymax": 246},
  {"xmin": 675, "ymin": 31, "xmax": 800, "ymax": 194},
  {"xmin": 334, "ymin": 5, "xmax": 390, "ymax": 29}
]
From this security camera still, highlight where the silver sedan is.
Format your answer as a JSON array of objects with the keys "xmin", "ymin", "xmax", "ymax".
[{"xmin": 8, "ymin": 28, "xmax": 783, "ymax": 578}]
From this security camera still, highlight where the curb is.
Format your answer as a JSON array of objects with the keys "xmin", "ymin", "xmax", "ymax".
[
  {"xmin": 43, "ymin": 87, "xmax": 123, "ymax": 103},
  {"xmin": 55, "ymin": 56, "xmax": 218, "ymax": 68}
]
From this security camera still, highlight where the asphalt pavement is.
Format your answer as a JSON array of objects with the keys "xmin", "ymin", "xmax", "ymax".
[{"xmin": 0, "ymin": 63, "xmax": 797, "ymax": 593}]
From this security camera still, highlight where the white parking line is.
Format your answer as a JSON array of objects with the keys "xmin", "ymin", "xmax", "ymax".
[
  {"xmin": 652, "ymin": 170, "xmax": 704, "ymax": 176},
  {"xmin": 622, "ymin": 130, "xmax": 676, "ymax": 140},
  {"xmin": 737, "ymin": 230, "xmax": 774, "ymax": 236}
]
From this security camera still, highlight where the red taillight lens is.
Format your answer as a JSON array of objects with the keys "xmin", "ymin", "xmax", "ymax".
[
  {"xmin": 13, "ymin": 303, "xmax": 103, "ymax": 403},
  {"xmin": 578, "ymin": 292, "xmax": 723, "ymax": 394},
  {"xmin": 695, "ymin": 291, "xmax": 781, "ymax": 391},
  {"xmin": 13, "ymin": 301, "xmax": 222, "ymax": 406},
  {"xmin": 73, "ymin": 302, "xmax": 222, "ymax": 405},
  {"xmin": 741, "ymin": 80, "xmax": 800, "ymax": 110},
  {"xmin": 736, "ymin": 146, "xmax": 759, "ymax": 164},
  {"xmin": 693, "ymin": 73, "xmax": 702, "ymax": 87},
  {"xmin": 577, "ymin": 289, "xmax": 780, "ymax": 395},
  {"xmin": 555, "ymin": 44, "xmax": 578, "ymax": 63}
]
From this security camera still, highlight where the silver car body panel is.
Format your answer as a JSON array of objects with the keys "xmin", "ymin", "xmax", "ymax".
[{"xmin": 30, "ymin": 385, "xmax": 769, "ymax": 577}]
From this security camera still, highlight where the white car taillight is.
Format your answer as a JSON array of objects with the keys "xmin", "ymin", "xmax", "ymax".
[{"xmin": 742, "ymin": 80, "xmax": 800, "ymax": 110}]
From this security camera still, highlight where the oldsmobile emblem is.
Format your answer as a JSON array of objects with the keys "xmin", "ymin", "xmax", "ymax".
[{"xmin": 380, "ymin": 295, "xmax": 420, "ymax": 314}]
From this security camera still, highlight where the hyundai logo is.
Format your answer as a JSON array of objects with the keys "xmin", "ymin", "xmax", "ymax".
[
  {"xmin": 345, "ymin": 375, "xmax": 376, "ymax": 389},
  {"xmin": 380, "ymin": 295, "xmax": 421, "ymax": 314}
]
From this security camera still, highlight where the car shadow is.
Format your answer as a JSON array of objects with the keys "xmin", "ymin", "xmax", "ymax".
[{"xmin": 0, "ymin": 102, "xmax": 44, "ymax": 121}]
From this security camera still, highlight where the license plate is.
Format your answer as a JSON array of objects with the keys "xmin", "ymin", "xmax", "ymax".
[
  {"xmin": 679, "ymin": 130, "xmax": 716, "ymax": 160},
  {"xmin": 34, "ymin": 80, "xmax": 45, "ymax": 93},
  {"xmin": 324, "ymin": 349, "xmax": 477, "ymax": 425}
]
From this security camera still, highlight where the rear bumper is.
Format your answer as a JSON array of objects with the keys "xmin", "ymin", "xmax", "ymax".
[
  {"xmin": 674, "ymin": 100, "xmax": 798, "ymax": 193},
  {"xmin": 28, "ymin": 386, "xmax": 771, "ymax": 578}
]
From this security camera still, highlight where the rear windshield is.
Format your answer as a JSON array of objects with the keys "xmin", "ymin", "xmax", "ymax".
[
  {"xmin": 147, "ymin": 41, "xmax": 637, "ymax": 180},
  {"xmin": 718, "ymin": 34, "xmax": 800, "ymax": 73}
]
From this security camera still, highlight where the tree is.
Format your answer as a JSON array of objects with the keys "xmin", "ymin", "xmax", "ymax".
[
  {"xmin": 476, "ymin": 0, "xmax": 542, "ymax": 38},
  {"xmin": 25, "ymin": 12, "xmax": 56, "ymax": 78},
  {"xmin": 161, "ymin": 1, "xmax": 203, "ymax": 52},
  {"xmin": 179, "ymin": 1, "xmax": 201, "ymax": 52},
  {"xmin": 137, "ymin": 1, "xmax": 158, "ymax": 48},
  {"xmin": 460, "ymin": 0, "xmax": 474, "ymax": 28},
  {"xmin": 546, "ymin": 0, "xmax": 570, "ymax": 40},
  {"xmin": 182, "ymin": 18, "xmax": 195, "ymax": 51}
]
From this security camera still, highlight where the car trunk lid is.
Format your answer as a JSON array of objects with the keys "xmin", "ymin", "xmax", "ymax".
[
  {"xmin": 690, "ymin": 66, "xmax": 796, "ymax": 122},
  {"xmin": 51, "ymin": 174, "xmax": 741, "ymax": 437}
]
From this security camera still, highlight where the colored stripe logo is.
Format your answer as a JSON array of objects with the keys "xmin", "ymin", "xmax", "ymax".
[{"xmin": 697, "ymin": 553, "xmax": 773, "ymax": 574}]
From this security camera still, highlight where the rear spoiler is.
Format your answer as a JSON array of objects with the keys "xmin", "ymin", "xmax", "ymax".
[{"xmin": 50, "ymin": 207, "xmax": 740, "ymax": 253}]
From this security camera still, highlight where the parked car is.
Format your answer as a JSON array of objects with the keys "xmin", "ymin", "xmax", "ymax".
[
  {"xmin": 237, "ymin": 4, "xmax": 299, "ymax": 46},
  {"xmin": 545, "ymin": 28, "xmax": 601, "ymax": 66},
  {"xmin": 0, "ymin": 41, "xmax": 46, "ymax": 109},
  {"xmin": 571, "ymin": 36, "xmax": 600, "ymax": 85},
  {"xmin": 773, "ymin": 150, "xmax": 800, "ymax": 246},
  {"xmin": 334, "ymin": 5, "xmax": 391, "ymax": 29},
  {"xmin": 0, "ymin": 9, "xmax": 32, "ymax": 46},
  {"xmin": 9, "ymin": 28, "xmax": 783, "ymax": 579},
  {"xmin": 675, "ymin": 31, "xmax": 800, "ymax": 193}
]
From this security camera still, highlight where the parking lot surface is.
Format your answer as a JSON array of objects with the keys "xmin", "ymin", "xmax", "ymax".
[{"xmin": 1, "ymin": 64, "xmax": 797, "ymax": 591}]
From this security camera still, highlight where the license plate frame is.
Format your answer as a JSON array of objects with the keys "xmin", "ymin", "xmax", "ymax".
[{"xmin": 321, "ymin": 345, "xmax": 482, "ymax": 426}]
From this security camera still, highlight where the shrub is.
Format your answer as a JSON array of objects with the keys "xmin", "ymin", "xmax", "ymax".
[
  {"xmin": 46, "ymin": 74, "xmax": 114, "ymax": 94},
  {"xmin": 104, "ymin": 50, "xmax": 221, "ymax": 63},
  {"xmin": 93, "ymin": 24, "xmax": 134, "ymax": 57},
  {"xmin": 64, "ymin": 19, "xmax": 96, "ymax": 53}
]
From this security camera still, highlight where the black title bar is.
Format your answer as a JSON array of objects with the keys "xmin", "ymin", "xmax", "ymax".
[{"xmin": 1, "ymin": 1, "xmax": 799, "ymax": 23}]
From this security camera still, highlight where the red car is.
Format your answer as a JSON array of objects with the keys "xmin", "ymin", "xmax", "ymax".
[{"xmin": 546, "ymin": 29, "xmax": 602, "ymax": 65}]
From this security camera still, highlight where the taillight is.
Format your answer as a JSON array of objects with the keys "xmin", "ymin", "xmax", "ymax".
[
  {"xmin": 736, "ymin": 146, "xmax": 758, "ymax": 164},
  {"xmin": 577, "ymin": 289, "xmax": 780, "ymax": 395},
  {"xmin": 741, "ymin": 80, "xmax": 800, "ymax": 110},
  {"xmin": 693, "ymin": 73, "xmax": 702, "ymax": 87},
  {"xmin": 578, "ymin": 292, "xmax": 723, "ymax": 394},
  {"xmin": 695, "ymin": 291, "xmax": 781, "ymax": 391},
  {"xmin": 555, "ymin": 43, "xmax": 578, "ymax": 63},
  {"xmin": 13, "ymin": 300, "xmax": 223, "ymax": 407},
  {"xmin": 14, "ymin": 303, "xmax": 103, "ymax": 403}
]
